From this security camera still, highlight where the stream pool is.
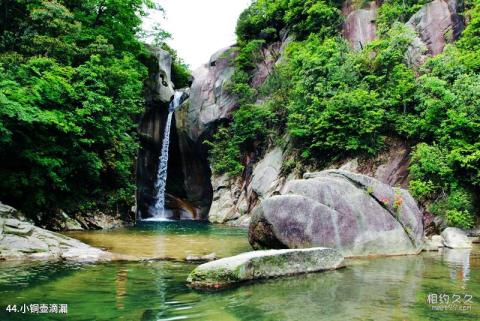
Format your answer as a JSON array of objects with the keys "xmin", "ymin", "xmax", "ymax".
[{"xmin": 0, "ymin": 221, "xmax": 479, "ymax": 321}]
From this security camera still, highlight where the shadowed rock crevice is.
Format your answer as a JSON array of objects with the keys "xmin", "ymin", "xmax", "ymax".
[{"xmin": 249, "ymin": 215, "xmax": 288, "ymax": 250}]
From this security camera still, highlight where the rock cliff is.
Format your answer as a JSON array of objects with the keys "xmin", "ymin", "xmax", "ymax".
[
  {"xmin": 136, "ymin": 47, "xmax": 212, "ymax": 219},
  {"xmin": 342, "ymin": 1, "xmax": 378, "ymax": 50},
  {"xmin": 406, "ymin": 0, "xmax": 465, "ymax": 66}
]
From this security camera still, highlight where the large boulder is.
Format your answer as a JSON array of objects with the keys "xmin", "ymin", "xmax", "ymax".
[
  {"xmin": 423, "ymin": 234, "xmax": 444, "ymax": 251},
  {"xmin": 0, "ymin": 203, "xmax": 111, "ymax": 261},
  {"xmin": 441, "ymin": 227, "xmax": 472, "ymax": 249},
  {"xmin": 406, "ymin": 0, "xmax": 464, "ymax": 66},
  {"xmin": 187, "ymin": 247, "xmax": 344, "ymax": 289},
  {"xmin": 249, "ymin": 170, "xmax": 424, "ymax": 257}
]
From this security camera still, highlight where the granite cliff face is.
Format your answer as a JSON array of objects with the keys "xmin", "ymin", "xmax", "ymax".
[
  {"xmin": 406, "ymin": 0, "xmax": 465, "ymax": 66},
  {"xmin": 343, "ymin": 1, "xmax": 378, "ymax": 50},
  {"xmin": 136, "ymin": 48, "xmax": 212, "ymax": 220},
  {"xmin": 180, "ymin": 38, "xmax": 292, "ymax": 227},
  {"xmin": 184, "ymin": 47, "xmax": 237, "ymax": 142}
]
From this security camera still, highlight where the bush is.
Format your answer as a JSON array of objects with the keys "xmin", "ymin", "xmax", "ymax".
[
  {"xmin": 0, "ymin": 0, "xmax": 157, "ymax": 218},
  {"xmin": 376, "ymin": 0, "xmax": 428, "ymax": 36},
  {"xmin": 235, "ymin": 0, "xmax": 342, "ymax": 42},
  {"xmin": 429, "ymin": 188, "xmax": 476, "ymax": 229},
  {"xmin": 409, "ymin": 143, "xmax": 454, "ymax": 198},
  {"xmin": 205, "ymin": 104, "xmax": 275, "ymax": 176}
]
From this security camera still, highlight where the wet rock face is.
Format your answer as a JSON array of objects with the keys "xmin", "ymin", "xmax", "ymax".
[
  {"xmin": 136, "ymin": 48, "xmax": 213, "ymax": 220},
  {"xmin": 343, "ymin": 1, "xmax": 378, "ymax": 50},
  {"xmin": 406, "ymin": 0, "xmax": 464, "ymax": 66},
  {"xmin": 249, "ymin": 170, "xmax": 424, "ymax": 257}
]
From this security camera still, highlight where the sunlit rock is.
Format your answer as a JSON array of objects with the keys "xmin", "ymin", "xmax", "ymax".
[
  {"xmin": 441, "ymin": 227, "xmax": 472, "ymax": 249},
  {"xmin": 187, "ymin": 247, "xmax": 344, "ymax": 289},
  {"xmin": 249, "ymin": 170, "xmax": 424, "ymax": 257},
  {"xmin": 0, "ymin": 202, "xmax": 111, "ymax": 262}
]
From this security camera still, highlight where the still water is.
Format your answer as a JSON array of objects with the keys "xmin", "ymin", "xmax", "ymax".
[{"xmin": 0, "ymin": 221, "xmax": 479, "ymax": 321}]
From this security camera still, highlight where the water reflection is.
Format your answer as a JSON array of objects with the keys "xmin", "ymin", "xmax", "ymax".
[
  {"xmin": 0, "ymin": 224, "xmax": 478, "ymax": 321},
  {"xmin": 442, "ymin": 248, "xmax": 471, "ymax": 282},
  {"xmin": 116, "ymin": 267, "xmax": 128, "ymax": 310},
  {"xmin": 64, "ymin": 221, "xmax": 250, "ymax": 260}
]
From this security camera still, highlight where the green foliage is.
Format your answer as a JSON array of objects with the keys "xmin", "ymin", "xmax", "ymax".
[
  {"xmin": 235, "ymin": 0, "xmax": 342, "ymax": 42},
  {"xmin": 284, "ymin": 0, "xmax": 342, "ymax": 40},
  {"xmin": 376, "ymin": 0, "xmax": 428, "ymax": 36},
  {"xmin": 205, "ymin": 104, "xmax": 275, "ymax": 176},
  {"xmin": 0, "ymin": 0, "xmax": 162, "ymax": 218},
  {"xmin": 409, "ymin": 143, "xmax": 477, "ymax": 228},
  {"xmin": 161, "ymin": 44, "xmax": 191, "ymax": 88},
  {"xmin": 457, "ymin": 0, "xmax": 480, "ymax": 51},
  {"xmin": 235, "ymin": 0, "xmax": 288, "ymax": 42},
  {"xmin": 210, "ymin": 0, "xmax": 480, "ymax": 226},
  {"xmin": 409, "ymin": 144, "xmax": 454, "ymax": 199},
  {"xmin": 429, "ymin": 189, "xmax": 476, "ymax": 229}
]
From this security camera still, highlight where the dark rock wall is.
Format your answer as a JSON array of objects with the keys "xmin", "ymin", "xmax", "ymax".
[{"xmin": 136, "ymin": 48, "xmax": 213, "ymax": 220}]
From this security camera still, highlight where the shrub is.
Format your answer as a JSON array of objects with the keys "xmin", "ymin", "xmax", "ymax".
[{"xmin": 429, "ymin": 188, "xmax": 476, "ymax": 229}]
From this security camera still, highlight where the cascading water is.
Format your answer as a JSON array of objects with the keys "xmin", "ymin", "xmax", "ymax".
[{"xmin": 148, "ymin": 91, "xmax": 185, "ymax": 220}]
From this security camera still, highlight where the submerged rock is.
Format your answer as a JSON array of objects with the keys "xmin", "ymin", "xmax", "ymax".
[
  {"xmin": 441, "ymin": 227, "xmax": 472, "ymax": 249},
  {"xmin": 423, "ymin": 235, "xmax": 444, "ymax": 251},
  {"xmin": 187, "ymin": 247, "xmax": 344, "ymax": 289},
  {"xmin": 249, "ymin": 170, "xmax": 424, "ymax": 257},
  {"xmin": 0, "ymin": 203, "xmax": 111, "ymax": 262},
  {"xmin": 185, "ymin": 252, "xmax": 217, "ymax": 262}
]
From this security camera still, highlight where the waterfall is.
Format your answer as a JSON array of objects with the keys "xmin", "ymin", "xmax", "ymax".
[{"xmin": 149, "ymin": 91, "xmax": 184, "ymax": 220}]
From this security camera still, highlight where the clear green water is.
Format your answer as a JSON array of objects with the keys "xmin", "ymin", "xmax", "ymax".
[{"xmin": 0, "ymin": 222, "xmax": 479, "ymax": 321}]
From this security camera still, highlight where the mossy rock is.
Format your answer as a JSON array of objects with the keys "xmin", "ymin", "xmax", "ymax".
[{"xmin": 187, "ymin": 247, "xmax": 344, "ymax": 289}]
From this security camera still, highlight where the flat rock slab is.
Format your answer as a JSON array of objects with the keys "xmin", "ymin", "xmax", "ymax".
[
  {"xmin": 1, "ymin": 202, "xmax": 112, "ymax": 262},
  {"xmin": 187, "ymin": 247, "xmax": 344, "ymax": 289}
]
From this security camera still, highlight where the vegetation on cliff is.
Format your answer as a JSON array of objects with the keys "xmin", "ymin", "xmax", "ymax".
[
  {"xmin": 0, "ymin": 0, "xmax": 185, "ymax": 220},
  {"xmin": 207, "ymin": 0, "xmax": 480, "ymax": 228}
]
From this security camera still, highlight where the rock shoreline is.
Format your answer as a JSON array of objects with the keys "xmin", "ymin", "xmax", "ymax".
[{"xmin": 0, "ymin": 203, "xmax": 111, "ymax": 262}]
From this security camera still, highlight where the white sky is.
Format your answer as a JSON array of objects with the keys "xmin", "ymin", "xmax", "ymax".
[{"xmin": 143, "ymin": 0, "xmax": 251, "ymax": 70}]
